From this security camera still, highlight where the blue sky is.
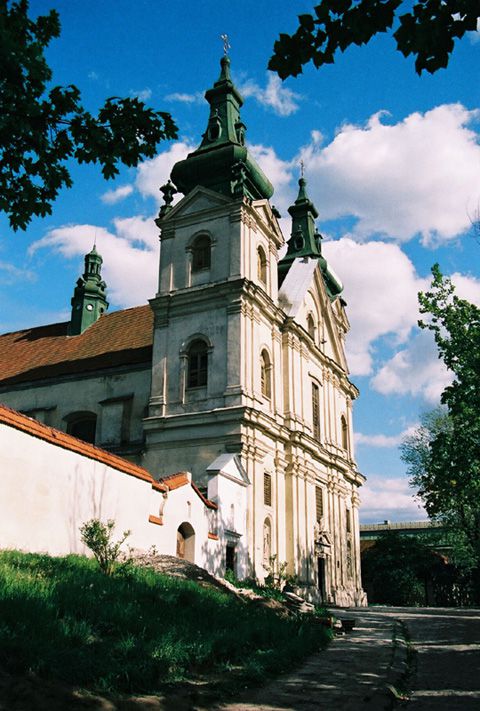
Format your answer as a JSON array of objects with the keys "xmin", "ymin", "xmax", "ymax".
[{"xmin": 2, "ymin": 1, "xmax": 480, "ymax": 522}]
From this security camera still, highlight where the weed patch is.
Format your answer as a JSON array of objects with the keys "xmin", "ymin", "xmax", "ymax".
[{"xmin": 0, "ymin": 550, "xmax": 331, "ymax": 694}]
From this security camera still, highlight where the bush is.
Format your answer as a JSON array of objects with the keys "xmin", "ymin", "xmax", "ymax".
[{"xmin": 79, "ymin": 518, "xmax": 131, "ymax": 575}]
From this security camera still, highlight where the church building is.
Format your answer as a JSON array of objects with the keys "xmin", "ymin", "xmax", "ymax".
[{"xmin": 0, "ymin": 55, "xmax": 366, "ymax": 606}]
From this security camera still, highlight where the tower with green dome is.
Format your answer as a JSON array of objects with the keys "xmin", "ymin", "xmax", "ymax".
[{"xmin": 70, "ymin": 246, "xmax": 109, "ymax": 335}]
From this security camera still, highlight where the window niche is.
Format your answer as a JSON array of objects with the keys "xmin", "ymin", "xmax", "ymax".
[
  {"xmin": 191, "ymin": 234, "xmax": 211, "ymax": 272},
  {"xmin": 260, "ymin": 349, "xmax": 272, "ymax": 400},
  {"xmin": 307, "ymin": 313, "xmax": 316, "ymax": 340},
  {"xmin": 187, "ymin": 339, "xmax": 209, "ymax": 389},
  {"xmin": 257, "ymin": 245, "xmax": 267, "ymax": 286},
  {"xmin": 65, "ymin": 411, "xmax": 97, "ymax": 444},
  {"xmin": 341, "ymin": 415, "xmax": 349, "ymax": 452}
]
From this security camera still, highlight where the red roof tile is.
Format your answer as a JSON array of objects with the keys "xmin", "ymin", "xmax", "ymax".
[
  {"xmin": 0, "ymin": 403, "xmax": 166, "ymax": 489},
  {"xmin": 0, "ymin": 305, "xmax": 153, "ymax": 386}
]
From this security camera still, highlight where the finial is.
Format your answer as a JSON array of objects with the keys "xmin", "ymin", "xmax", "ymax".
[
  {"xmin": 300, "ymin": 159, "xmax": 305, "ymax": 179},
  {"xmin": 220, "ymin": 34, "xmax": 230, "ymax": 55}
]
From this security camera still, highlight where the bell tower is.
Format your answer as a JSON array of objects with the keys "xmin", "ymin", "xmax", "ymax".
[{"xmin": 70, "ymin": 246, "xmax": 109, "ymax": 335}]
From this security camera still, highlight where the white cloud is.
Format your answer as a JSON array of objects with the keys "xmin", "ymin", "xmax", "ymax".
[
  {"xmin": 29, "ymin": 223, "xmax": 158, "ymax": 308},
  {"xmin": 299, "ymin": 104, "xmax": 480, "ymax": 244},
  {"xmin": 355, "ymin": 425, "xmax": 418, "ymax": 448},
  {"xmin": 451, "ymin": 271, "xmax": 480, "ymax": 304},
  {"xmin": 164, "ymin": 91, "xmax": 204, "ymax": 104},
  {"xmin": 135, "ymin": 141, "xmax": 193, "ymax": 203},
  {"xmin": 240, "ymin": 73, "xmax": 301, "ymax": 117},
  {"xmin": 101, "ymin": 184, "xmax": 134, "ymax": 205},
  {"xmin": 368, "ymin": 270, "xmax": 480, "ymax": 402},
  {"xmin": 0, "ymin": 261, "xmax": 36, "ymax": 285},
  {"xmin": 323, "ymin": 238, "xmax": 428, "ymax": 375},
  {"xmin": 371, "ymin": 330, "xmax": 452, "ymax": 403},
  {"xmin": 130, "ymin": 87, "xmax": 152, "ymax": 101},
  {"xmin": 359, "ymin": 475, "xmax": 427, "ymax": 523}
]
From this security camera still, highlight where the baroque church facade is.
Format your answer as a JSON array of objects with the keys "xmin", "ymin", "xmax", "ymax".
[{"xmin": 0, "ymin": 55, "xmax": 366, "ymax": 606}]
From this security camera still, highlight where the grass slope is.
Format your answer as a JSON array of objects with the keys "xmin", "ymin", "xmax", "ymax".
[{"xmin": 0, "ymin": 551, "xmax": 331, "ymax": 695}]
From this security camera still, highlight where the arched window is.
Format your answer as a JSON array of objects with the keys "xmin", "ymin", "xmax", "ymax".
[
  {"xmin": 191, "ymin": 235, "xmax": 211, "ymax": 272},
  {"xmin": 260, "ymin": 349, "xmax": 272, "ymax": 399},
  {"xmin": 187, "ymin": 339, "xmax": 208, "ymax": 388},
  {"xmin": 341, "ymin": 415, "xmax": 349, "ymax": 451},
  {"xmin": 257, "ymin": 246, "xmax": 267, "ymax": 285},
  {"xmin": 307, "ymin": 313, "xmax": 316, "ymax": 340},
  {"xmin": 65, "ymin": 412, "xmax": 97, "ymax": 444}
]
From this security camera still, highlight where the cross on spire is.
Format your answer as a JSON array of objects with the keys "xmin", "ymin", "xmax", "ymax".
[{"xmin": 220, "ymin": 34, "xmax": 230, "ymax": 55}]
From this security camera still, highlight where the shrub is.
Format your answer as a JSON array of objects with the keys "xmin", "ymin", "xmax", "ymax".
[{"xmin": 79, "ymin": 518, "xmax": 131, "ymax": 575}]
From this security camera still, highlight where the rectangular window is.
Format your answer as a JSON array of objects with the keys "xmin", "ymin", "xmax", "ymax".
[
  {"xmin": 346, "ymin": 508, "xmax": 352, "ymax": 534},
  {"xmin": 315, "ymin": 486, "xmax": 323, "ymax": 523},
  {"xmin": 264, "ymin": 472, "xmax": 272, "ymax": 507},
  {"xmin": 312, "ymin": 383, "xmax": 320, "ymax": 440}
]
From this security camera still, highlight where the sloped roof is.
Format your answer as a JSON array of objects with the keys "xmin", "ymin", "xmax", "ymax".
[
  {"xmin": 0, "ymin": 305, "xmax": 153, "ymax": 387},
  {"xmin": 0, "ymin": 403, "xmax": 163, "ymax": 488}
]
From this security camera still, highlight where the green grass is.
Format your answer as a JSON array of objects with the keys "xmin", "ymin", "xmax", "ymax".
[{"xmin": 0, "ymin": 550, "xmax": 332, "ymax": 695}]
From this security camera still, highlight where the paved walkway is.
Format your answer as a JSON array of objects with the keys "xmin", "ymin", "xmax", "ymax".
[
  {"xmin": 210, "ymin": 609, "xmax": 402, "ymax": 710},
  {"xmin": 373, "ymin": 607, "xmax": 480, "ymax": 710}
]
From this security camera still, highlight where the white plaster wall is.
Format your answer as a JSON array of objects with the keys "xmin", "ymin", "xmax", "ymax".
[{"xmin": 0, "ymin": 423, "xmax": 218, "ymax": 572}]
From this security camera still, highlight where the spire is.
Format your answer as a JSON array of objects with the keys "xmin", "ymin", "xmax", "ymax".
[
  {"xmin": 278, "ymin": 176, "xmax": 324, "ymax": 285},
  {"xmin": 170, "ymin": 54, "xmax": 273, "ymax": 201},
  {"xmin": 278, "ymin": 176, "xmax": 343, "ymax": 299},
  {"xmin": 70, "ymin": 246, "xmax": 109, "ymax": 335}
]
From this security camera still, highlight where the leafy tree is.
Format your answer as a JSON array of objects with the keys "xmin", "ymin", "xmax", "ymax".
[
  {"xmin": 401, "ymin": 265, "xmax": 480, "ymax": 598},
  {"xmin": 0, "ymin": 0, "xmax": 177, "ymax": 230},
  {"xmin": 269, "ymin": 1, "xmax": 479, "ymax": 79},
  {"xmin": 361, "ymin": 532, "xmax": 437, "ymax": 605}
]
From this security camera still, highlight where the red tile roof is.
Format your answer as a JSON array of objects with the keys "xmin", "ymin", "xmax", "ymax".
[
  {"xmin": 0, "ymin": 305, "xmax": 153, "ymax": 387},
  {"xmin": 0, "ymin": 404, "xmax": 218, "ymax": 509},
  {"xmin": 0, "ymin": 403, "xmax": 165, "ymax": 488}
]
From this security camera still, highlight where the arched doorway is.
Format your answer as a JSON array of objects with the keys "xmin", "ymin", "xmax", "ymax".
[{"xmin": 176, "ymin": 522, "xmax": 195, "ymax": 563}]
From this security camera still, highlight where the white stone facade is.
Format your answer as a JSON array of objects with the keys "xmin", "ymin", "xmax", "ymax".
[{"xmin": 143, "ymin": 187, "xmax": 365, "ymax": 606}]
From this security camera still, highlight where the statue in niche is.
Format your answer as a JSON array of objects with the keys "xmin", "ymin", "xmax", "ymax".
[{"xmin": 263, "ymin": 518, "xmax": 271, "ymax": 565}]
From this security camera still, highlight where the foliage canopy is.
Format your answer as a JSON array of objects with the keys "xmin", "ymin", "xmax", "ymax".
[
  {"xmin": 269, "ymin": 1, "xmax": 479, "ymax": 79},
  {"xmin": 401, "ymin": 265, "xmax": 480, "ymax": 594},
  {"xmin": 0, "ymin": 0, "xmax": 177, "ymax": 230}
]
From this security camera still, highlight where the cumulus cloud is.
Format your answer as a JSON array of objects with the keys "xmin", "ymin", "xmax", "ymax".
[
  {"xmin": 359, "ymin": 475, "xmax": 427, "ymax": 523},
  {"xmin": 371, "ymin": 330, "xmax": 452, "ymax": 403},
  {"xmin": 29, "ymin": 222, "xmax": 158, "ymax": 308},
  {"xmin": 135, "ymin": 141, "xmax": 193, "ymax": 203},
  {"xmin": 323, "ymin": 238, "xmax": 428, "ymax": 375},
  {"xmin": 101, "ymin": 184, "xmax": 134, "ymax": 205},
  {"xmin": 299, "ymin": 104, "xmax": 480, "ymax": 244},
  {"xmin": 355, "ymin": 425, "xmax": 418, "ymax": 448},
  {"xmin": 368, "ymin": 270, "xmax": 480, "ymax": 402},
  {"xmin": 240, "ymin": 73, "xmax": 301, "ymax": 117}
]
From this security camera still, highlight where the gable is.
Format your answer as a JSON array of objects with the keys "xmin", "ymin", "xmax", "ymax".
[{"xmin": 163, "ymin": 185, "xmax": 232, "ymax": 220}]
